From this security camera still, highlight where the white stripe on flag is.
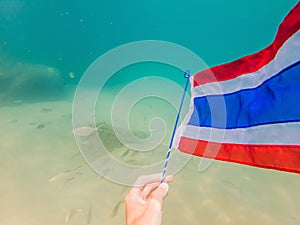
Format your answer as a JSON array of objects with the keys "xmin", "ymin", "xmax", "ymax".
[
  {"xmin": 175, "ymin": 122, "xmax": 300, "ymax": 145},
  {"xmin": 192, "ymin": 31, "xmax": 300, "ymax": 98}
]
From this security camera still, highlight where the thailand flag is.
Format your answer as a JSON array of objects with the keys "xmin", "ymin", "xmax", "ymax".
[{"xmin": 173, "ymin": 2, "xmax": 300, "ymax": 174}]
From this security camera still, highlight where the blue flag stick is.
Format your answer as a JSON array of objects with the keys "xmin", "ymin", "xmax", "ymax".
[{"xmin": 161, "ymin": 69, "xmax": 190, "ymax": 183}]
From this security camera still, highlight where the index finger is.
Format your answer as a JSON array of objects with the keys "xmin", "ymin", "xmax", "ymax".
[
  {"xmin": 134, "ymin": 174, "xmax": 162, "ymax": 187},
  {"xmin": 134, "ymin": 174, "xmax": 173, "ymax": 186},
  {"xmin": 130, "ymin": 174, "xmax": 173, "ymax": 196}
]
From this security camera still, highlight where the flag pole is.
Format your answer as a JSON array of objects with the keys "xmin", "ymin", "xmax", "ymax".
[{"xmin": 161, "ymin": 69, "xmax": 190, "ymax": 183}]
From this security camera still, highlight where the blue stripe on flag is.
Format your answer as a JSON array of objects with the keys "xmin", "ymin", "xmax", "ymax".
[{"xmin": 188, "ymin": 60, "xmax": 300, "ymax": 129}]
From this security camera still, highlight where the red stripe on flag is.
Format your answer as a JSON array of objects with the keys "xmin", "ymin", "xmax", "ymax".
[
  {"xmin": 178, "ymin": 136, "xmax": 300, "ymax": 174},
  {"xmin": 193, "ymin": 2, "xmax": 300, "ymax": 87}
]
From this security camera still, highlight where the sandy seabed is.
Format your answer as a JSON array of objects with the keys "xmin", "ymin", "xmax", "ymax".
[{"xmin": 0, "ymin": 100, "xmax": 299, "ymax": 225}]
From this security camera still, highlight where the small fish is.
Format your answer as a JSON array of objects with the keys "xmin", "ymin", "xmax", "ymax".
[
  {"xmin": 65, "ymin": 208, "xmax": 83, "ymax": 223},
  {"xmin": 36, "ymin": 124, "xmax": 45, "ymax": 129},
  {"xmin": 87, "ymin": 204, "xmax": 92, "ymax": 225},
  {"xmin": 72, "ymin": 122, "xmax": 105, "ymax": 137},
  {"xmin": 111, "ymin": 201, "xmax": 123, "ymax": 218},
  {"xmin": 121, "ymin": 148, "xmax": 130, "ymax": 157},
  {"xmin": 10, "ymin": 119, "xmax": 18, "ymax": 124},
  {"xmin": 49, "ymin": 165, "xmax": 82, "ymax": 183},
  {"xmin": 73, "ymin": 164, "xmax": 82, "ymax": 171},
  {"xmin": 69, "ymin": 72, "xmax": 75, "ymax": 78},
  {"xmin": 221, "ymin": 179, "xmax": 241, "ymax": 192},
  {"xmin": 49, "ymin": 171, "xmax": 74, "ymax": 183},
  {"xmin": 125, "ymin": 159, "xmax": 139, "ymax": 165},
  {"xmin": 40, "ymin": 107, "xmax": 52, "ymax": 113}
]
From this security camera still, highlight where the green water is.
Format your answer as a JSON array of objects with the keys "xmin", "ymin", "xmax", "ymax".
[{"xmin": 0, "ymin": 1, "xmax": 299, "ymax": 225}]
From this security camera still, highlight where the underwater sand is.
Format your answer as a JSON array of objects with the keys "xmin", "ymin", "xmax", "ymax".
[{"xmin": 0, "ymin": 98, "xmax": 300, "ymax": 225}]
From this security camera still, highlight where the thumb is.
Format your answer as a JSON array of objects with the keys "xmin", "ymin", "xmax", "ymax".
[{"xmin": 151, "ymin": 182, "xmax": 169, "ymax": 206}]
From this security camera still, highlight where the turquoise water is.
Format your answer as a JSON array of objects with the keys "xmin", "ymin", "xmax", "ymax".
[
  {"xmin": 1, "ymin": 1, "xmax": 300, "ymax": 225},
  {"xmin": 1, "ymin": 0, "xmax": 298, "ymax": 92}
]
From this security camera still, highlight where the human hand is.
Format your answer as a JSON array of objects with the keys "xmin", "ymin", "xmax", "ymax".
[{"xmin": 125, "ymin": 174, "xmax": 173, "ymax": 225}]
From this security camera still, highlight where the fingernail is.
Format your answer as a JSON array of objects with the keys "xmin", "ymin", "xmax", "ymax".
[{"xmin": 160, "ymin": 182, "xmax": 169, "ymax": 190}]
